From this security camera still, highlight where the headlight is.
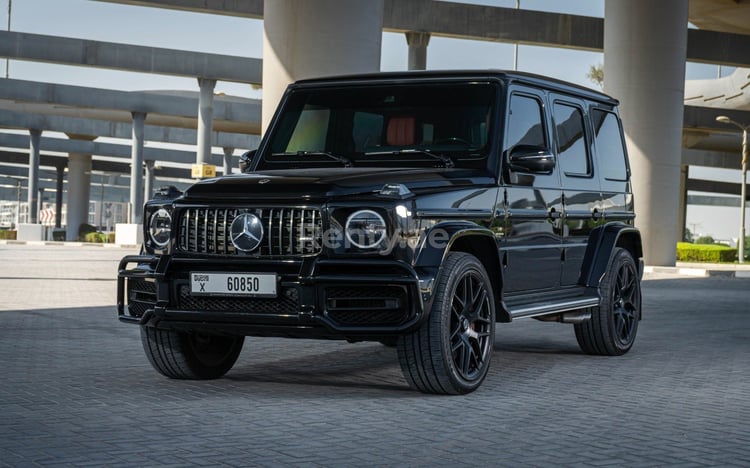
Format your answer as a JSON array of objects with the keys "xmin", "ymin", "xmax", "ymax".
[
  {"xmin": 148, "ymin": 208, "xmax": 172, "ymax": 248},
  {"xmin": 345, "ymin": 210, "xmax": 387, "ymax": 249}
]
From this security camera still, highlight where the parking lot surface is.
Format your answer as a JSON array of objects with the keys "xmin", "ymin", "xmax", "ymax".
[{"xmin": 0, "ymin": 243, "xmax": 749, "ymax": 467}]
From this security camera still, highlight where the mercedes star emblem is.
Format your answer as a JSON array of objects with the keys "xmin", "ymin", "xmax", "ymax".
[{"xmin": 230, "ymin": 213, "xmax": 264, "ymax": 252}]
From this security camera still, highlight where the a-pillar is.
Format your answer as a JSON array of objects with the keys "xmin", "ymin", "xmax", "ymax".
[
  {"xmin": 130, "ymin": 112, "xmax": 146, "ymax": 224},
  {"xmin": 603, "ymin": 0, "xmax": 688, "ymax": 266},
  {"xmin": 27, "ymin": 129, "xmax": 41, "ymax": 224},
  {"xmin": 262, "ymin": 0, "xmax": 384, "ymax": 132},
  {"xmin": 223, "ymin": 147, "xmax": 234, "ymax": 175},
  {"xmin": 144, "ymin": 160, "xmax": 155, "ymax": 203},
  {"xmin": 197, "ymin": 78, "xmax": 216, "ymax": 166},
  {"xmin": 406, "ymin": 32, "xmax": 430, "ymax": 71}
]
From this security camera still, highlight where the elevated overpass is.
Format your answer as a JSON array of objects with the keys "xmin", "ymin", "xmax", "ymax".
[{"xmin": 1, "ymin": 0, "xmax": 749, "ymax": 262}]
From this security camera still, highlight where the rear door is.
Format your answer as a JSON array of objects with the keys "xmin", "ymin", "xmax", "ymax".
[{"xmin": 549, "ymin": 95, "xmax": 604, "ymax": 286}]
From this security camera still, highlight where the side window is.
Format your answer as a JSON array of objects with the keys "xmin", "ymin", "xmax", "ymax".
[
  {"xmin": 505, "ymin": 94, "xmax": 547, "ymax": 151},
  {"xmin": 504, "ymin": 92, "xmax": 559, "ymax": 187},
  {"xmin": 553, "ymin": 102, "xmax": 590, "ymax": 176},
  {"xmin": 592, "ymin": 109, "xmax": 628, "ymax": 181}
]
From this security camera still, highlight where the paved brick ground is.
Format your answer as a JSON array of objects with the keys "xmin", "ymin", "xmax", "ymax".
[{"xmin": 0, "ymin": 243, "xmax": 749, "ymax": 467}]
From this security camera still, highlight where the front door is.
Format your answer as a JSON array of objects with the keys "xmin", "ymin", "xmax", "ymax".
[{"xmin": 500, "ymin": 88, "xmax": 563, "ymax": 293}]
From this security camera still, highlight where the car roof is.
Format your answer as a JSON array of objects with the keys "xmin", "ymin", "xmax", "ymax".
[{"xmin": 291, "ymin": 70, "xmax": 618, "ymax": 105}]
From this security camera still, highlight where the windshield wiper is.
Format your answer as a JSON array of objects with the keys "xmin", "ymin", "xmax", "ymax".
[
  {"xmin": 273, "ymin": 151, "xmax": 353, "ymax": 167},
  {"xmin": 365, "ymin": 148, "xmax": 455, "ymax": 168}
]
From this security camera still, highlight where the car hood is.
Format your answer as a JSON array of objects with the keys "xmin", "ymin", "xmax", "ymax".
[{"xmin": 182, "ymin": 167, "xmax": 496, "ymax": 201}]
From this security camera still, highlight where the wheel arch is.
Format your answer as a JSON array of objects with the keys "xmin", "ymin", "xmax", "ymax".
[
  {"xmin": 414, "ymin": 223, "xmax": 505, "ymax": 321},
  {"xmin": 579, "ymin": 222, "xmax": 643, "ymax": 289}
]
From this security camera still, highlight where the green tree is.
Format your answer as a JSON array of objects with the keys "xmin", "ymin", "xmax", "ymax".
[
  {"xmin": 587, "ymin": 63, "xmax": 604, "ymax": 89},
  {"xmin": 695, "ymin": 235, "xmax": 715, "ymax": 245}
]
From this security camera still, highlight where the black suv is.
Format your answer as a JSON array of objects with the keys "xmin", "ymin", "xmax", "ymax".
[{"xmin": 118, "ymin": 71, "xmax": 643, "ymax": 394}]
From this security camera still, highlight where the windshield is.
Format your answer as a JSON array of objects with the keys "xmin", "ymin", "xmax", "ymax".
[{"xmin": 258, "ymin": 81, "xmax": 498, "ymax": 170}]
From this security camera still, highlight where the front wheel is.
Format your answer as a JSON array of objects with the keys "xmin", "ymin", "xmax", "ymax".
[
  {"xmin": 575, "ymin": 247, "xmax": 641, "ymax": 356},
  {"xmin": 398, "ymin": 252, "xmax": 496, "ymax": 394},
  {"xmin": 140, "ymin": 327, "xmax": 244, "ymax": 379}
]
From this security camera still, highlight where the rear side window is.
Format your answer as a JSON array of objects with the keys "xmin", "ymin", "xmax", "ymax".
[
  {"xmin": 553, "ymin": 102, "xmax": 590, "ymax": 176},
  {"xmin": 592, "ymin": 109, "xmax": 628, "ymax": 181}
]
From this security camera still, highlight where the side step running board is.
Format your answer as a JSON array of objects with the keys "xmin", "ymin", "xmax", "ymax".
[{"xmin": 507, "ymin": 297, "xmax": 600, "ymax": 321}]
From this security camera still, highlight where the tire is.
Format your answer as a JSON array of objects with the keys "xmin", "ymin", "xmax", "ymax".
[
  {"xmin": 575, "ymin": 247, "xmax": 641, "ymax": 356},
  {"xmin": 397, "ymin": 252, "xmax": 495, "ymax": 394},
  {"xmin": 379, "ymin": 337, "xmax": 399, "ymax": 347},
  {"xmin": 140, "ymin": 327, "xmax": 244, "ymax": 379}
]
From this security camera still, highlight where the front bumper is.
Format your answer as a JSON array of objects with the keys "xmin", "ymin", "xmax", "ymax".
[{"xmin": 117, "ymin": 254, "xmax": 431, "ymax": 340}]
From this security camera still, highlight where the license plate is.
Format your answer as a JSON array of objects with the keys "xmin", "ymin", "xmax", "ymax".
[{"xmin": 190, "ymin": 272, "xmax": 277, "ymax": 297}]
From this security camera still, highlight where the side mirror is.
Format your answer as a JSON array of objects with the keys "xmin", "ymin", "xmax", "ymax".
[
  {"xmin": 239, "ymin": 150, "xmax": 256, "ymax": 173},
  {"xmin": 507, "ymin": 145, "xmax": 555, "ymax": 174}
]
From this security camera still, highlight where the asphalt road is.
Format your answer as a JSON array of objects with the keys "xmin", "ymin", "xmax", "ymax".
[{"xmin": 0, "ymin": 243, "xmax": 748, "ymax": 467}]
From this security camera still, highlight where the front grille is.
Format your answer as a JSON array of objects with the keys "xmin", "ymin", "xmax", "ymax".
[
  {"xmin": 176, "ymin": 284, "xmax": 299, "ymax": 314},
  {"xmin": 177, "ymin": 207, "xmax": 322, "ymax": 257},
  {"xmin": 127, "ymin": 278, "xmax": 156, "ymax": 318},
  {"xmin": 324, "ymin": 286, "xmax": 410, "ymax": 326}
]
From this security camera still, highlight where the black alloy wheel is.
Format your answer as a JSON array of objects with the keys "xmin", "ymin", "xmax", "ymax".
[
  {"xmin": 575, "ymin": 247, "xmax": 641, "ymax": 355},
  {"xmin": 398, "ymin": 252, "xmax": 495, "ymax": 394}
]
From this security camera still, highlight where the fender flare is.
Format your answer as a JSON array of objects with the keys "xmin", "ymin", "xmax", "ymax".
[
  {"xmin": 414, "ymin": 222, "xmax": 505, "ymax": 319},
  {"xmin": 579, "ymin": 222, "xmax": 643, "ymax": 288},
  {"xmin": 414, "ymin": 222, "xmax": 498, "ymax": 267}
]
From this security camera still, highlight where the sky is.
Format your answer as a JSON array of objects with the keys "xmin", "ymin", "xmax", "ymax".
[{"xmin": 0, "ymin": 0, "xmax": 746, "ymax": 241}]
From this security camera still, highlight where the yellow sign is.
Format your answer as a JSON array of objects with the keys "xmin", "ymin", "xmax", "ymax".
[{"xmin": 191, "ymin": 163, "xmax": 216, "ymax": 179}]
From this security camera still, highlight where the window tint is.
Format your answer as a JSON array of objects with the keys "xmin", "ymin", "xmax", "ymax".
[
  {"xmin": 506, "ymin": 94, "xmax": 546, "ymax": 150},
  {"xmin": 262, "ymin": 83, "xmax": 497, "ymax": 169},
  {"xmin": 592, "ymin": 109, "xmax": 628, "ymax": 181},
  {"xmin": 352, "ymin": 112, "xmax": 384, "ymax": 151},
  {"xmin": 553, "ymin": 102, "xmax": 590, "ymax": 176},
  {"xmin": 285, "ymin": 107, "xmax": 329, "ymax": 152}
]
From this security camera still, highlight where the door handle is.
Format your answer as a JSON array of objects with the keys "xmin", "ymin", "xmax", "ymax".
[
  {"xmin": 547, "ymin": 207, "xmax": 561, "ymax": 219},
  {"xmin": 591, "ymin": 208, "xmax": 602, "ymax": 220}
]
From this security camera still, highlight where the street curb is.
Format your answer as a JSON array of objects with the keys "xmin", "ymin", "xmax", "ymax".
[{"xmin": 645, "ymin": 265, "xmax": 750, "ymax": 278}]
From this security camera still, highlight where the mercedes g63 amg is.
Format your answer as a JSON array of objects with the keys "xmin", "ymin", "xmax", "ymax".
[{"xmin": 118, "ymin": 71, "xmax": 643, "ymax": 394}]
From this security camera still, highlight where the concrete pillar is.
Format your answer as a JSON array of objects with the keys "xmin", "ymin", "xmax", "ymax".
[
  {"xmin": 144, "ymin": 160, "xmax": 155, "ymax": 202},
  {"xmin": 678, "ymin": 165, "xmax": 688, "ymax": 241},
  {"xmin": 604, "ymin": 0, "xmax": 688, "ymax": 266},
  {"xmin": 37, "ymin": 188, "xmax": 44, "ymax": 222},
  {"xmin": 197, "ymin": 78, "xmax": 216, "ymax": 165},
  {"xmin": 27, "ymin": 129, "xmax": 41, "ymax": 224},
  {"xmin": 262, "ymin": 0, "xmax": 384, "ymax": 133},
  {"xmin": 55, "ymin": 164, "xmax": 64, "ymax": 229},
  {"xmin": 223, "ymin": 147, "xmax": 234, "ymax": 175},
  {"xmin": 66, "ymin": 152, "xmax": 92, "ymax": 241},
  {"xmin": 15, "ymin": 179, "xmax": 22, "ymax": 227},
  {"xmin": 130, "ymin": 112, "xmax": 146, "ymax": 224},
  {"xmin": 406, "ymin": 32, "xmax": 430, "ymax": 71}
]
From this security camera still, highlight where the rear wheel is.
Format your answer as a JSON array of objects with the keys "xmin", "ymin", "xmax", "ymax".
[
  {"xmin": 575, "ymin": 247, "xmax": 640, "ymax": 355},
  {"xmin": 398, "ymin": 252, "xmax": 495, "ymax": 394},
  {"xmin": 140, "ymin": 327, "xmax": 244, "ymax": 379}
]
